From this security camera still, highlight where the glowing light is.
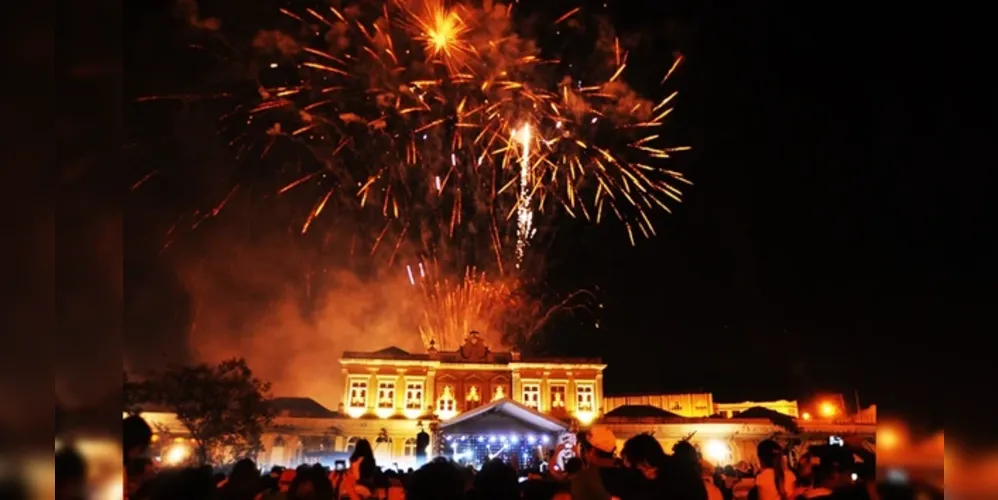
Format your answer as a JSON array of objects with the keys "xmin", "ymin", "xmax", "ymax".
[
  {"xmin": 163, "ymin": 444, "xmax": 190, "ymax": 465},
  {"xmin": 375, "ymin": 408, "xmax": 396, "ymax": 419},
  {"xmin": 801, "ymin": 412, "xmax": 812, "ymax": 421},
  {"xmin": 819, "ymin": 401, "xmax": 838, "ymax": 418},
  {"xmin": 403, "ymin": 409, "xmax": 423, "ymax": 419},
  {"xmin": 575, "ymin": 410, "xmax": 596, "ymax": 426},
  {"xmin": 878, "ymin": 426, "xmax": 904, "ymax": 451},
  {"xmin": 437, "ymin": 409, "xmax": 457, "ymax": 420},
  {"xmin": 346, "ymin": 407, "xmax": 367, "ymax": 419},
  {"xmin": 703, "ymin": 440, "xmax": 731, "ymax": 463}
]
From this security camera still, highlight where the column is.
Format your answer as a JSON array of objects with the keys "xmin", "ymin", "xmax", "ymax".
[
  {"xmin": 512, "ymin": 371, "xmax": 522, "ymax": 404},
  {"xmin": 566, "ymin": 372, "xmax": 576, "ymax": 412},
  {"xmin": 396, "ymin": 371, "xmax": 406, "ymax": 412},
  {"xmin": 425, "ymin": 370, "xmax": 436, "ymax": 413},
  {"xmin": 368, "ymin": 372, "xmax": 377, "ymax": 411},
  {"xmin": 595, "ymin": 373, "xmax": 604, "ymax": 416},
  {"xmin": 541, "ymin": 371, "xmax": 551, "ymax": 412},
  {"xmin": 342, "ymin": 369, "xmax": 351, "ymax": 408}
]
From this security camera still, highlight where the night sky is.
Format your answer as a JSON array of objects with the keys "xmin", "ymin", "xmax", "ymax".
[{"xmin": 120, "ymin": 0, "xmax": 984, "ymax": 437}]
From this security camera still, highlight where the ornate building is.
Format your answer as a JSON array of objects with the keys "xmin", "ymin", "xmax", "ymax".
[
  {"xmin": 339, "ymin": 332, "xmax": 607, "ymax": 427},
  {"xmin": 129, "ymin": 335, "xmax": 875, "ymax": 470}
]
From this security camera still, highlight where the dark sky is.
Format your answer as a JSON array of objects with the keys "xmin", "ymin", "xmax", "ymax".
[{"xmin": 121, "ymin": 0, "xmax": 985, "ymax": 435}]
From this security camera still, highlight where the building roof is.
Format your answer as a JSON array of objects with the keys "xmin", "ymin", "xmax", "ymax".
[
  {"xmin": 341, "ymin": 345, "xmax": 601, "ymax": 365},
  {"xmin": 439, "ymin": 398, "xmax": 569, "ymax": 434},
  {"xmin": 604, "ymin": 404, "xmax": 684, "ymax": 419},
  {"xmin": 269, "ymin": 397, "xmax": 340, "ymax": 418}
]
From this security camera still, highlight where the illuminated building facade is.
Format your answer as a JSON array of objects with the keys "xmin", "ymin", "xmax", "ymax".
[{"xmin": 339, "ymin": 332, "xmax": 607, "ymax": 426}]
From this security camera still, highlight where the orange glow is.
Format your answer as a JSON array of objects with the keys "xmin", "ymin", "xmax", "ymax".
[
  {"xmin": 801, "ymin": 412, "xmax": 812, "ymax": 421},
  {"xmin": 575, "ymin": 410, "xmax": 595, "ymax": 426},
  {"xmin": 346, "ymin": 407, "xmax": 367, "ymax": 419},
  {"xmin": 819, "ymin": 401, "xmax": 837, "ymax": 417}
]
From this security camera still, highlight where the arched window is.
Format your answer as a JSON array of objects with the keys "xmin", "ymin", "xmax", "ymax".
[
  {"xmin": 345, "ymin": 437, "xmax": 360, "ymax": 454},
  {"xmin": 438, "ymin": 386, "xmax": 455, "ymax": 412},
  {"xmin": 404, "ymin": 438, "xmax": 417, "ymax": 457}
]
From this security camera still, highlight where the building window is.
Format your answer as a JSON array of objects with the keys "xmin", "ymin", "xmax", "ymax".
[
  {"xmin": 405, "ymin": 383, "xmax": 423, "ymax": 410},
  {"xmin": 345, "ymin": 437, "xmax": 360, "ymax": 453},
  {"xmin": 522, "ymin": 383, "xmax": 540, "ymax": 409},
  {"xmin": 404, "ymin": 438, "xmax": 417, "ymax": 457},
  {"xmin": 466, "ymin": 386, "xmax": 481, "ymax": 403},
  {"xmin": 492, "ymin": 386, "xmax": 506, "ymax": 401},
  {"xmin": 576, "ymin": 384, "xmax": 594, "ymax": 412},
  {"xmin": 349, "ymin": 381, "xmax": 368, "ymax": 409},
  {"xmin": 550, "ymin": 385, "xmax": 567, "ymax": 409},
  {"xmin": 438, "ymin": 386, "xmax": 455, "ymax": 412},
  {"xmin": 671, "ymin": 402, "xmax": 683, "ymax": 411},
  {"xmin": 377, "ymin": 382, "xmax": 396, "ymax": 409}
]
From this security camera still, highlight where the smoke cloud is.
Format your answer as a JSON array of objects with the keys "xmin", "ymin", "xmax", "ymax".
[{"xmin": 170, "ymin": 222, "xmax": 424, "ymax": 411}]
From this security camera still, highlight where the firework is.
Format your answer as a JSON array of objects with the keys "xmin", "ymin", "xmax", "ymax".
[
  {"xmin": 408, "ymin": 259, "xmax": 596, "ymax": 350},
  {"xmin": 186, "ymin": 0, "xmax": 690, "ymax": 268}
]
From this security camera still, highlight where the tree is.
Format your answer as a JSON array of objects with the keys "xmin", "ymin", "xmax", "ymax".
[
  {"xmin": 149, "ymin": 358, "xmax": 273, "ymax": 465},
  {"xmin": 123, "ymin": 371, "xmax": 156, "ymax": 415}
]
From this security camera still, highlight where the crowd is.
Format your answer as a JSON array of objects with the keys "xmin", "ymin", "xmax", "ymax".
[{"xmin": 102, "ymin": 415, "xmax": 878, "ymax": 500}]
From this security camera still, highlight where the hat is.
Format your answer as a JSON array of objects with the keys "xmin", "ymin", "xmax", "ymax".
[{"xmin": 585, "ymin": 425, "xmax": 617, "ymax": 453}]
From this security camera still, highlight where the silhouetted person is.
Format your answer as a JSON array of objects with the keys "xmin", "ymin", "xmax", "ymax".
[
  {"xmin": 55, "ymin": 445, "xmax": 87, "ymax": 500},
  {"xmin": 406, "ymin": 459, "xmax": 465, "ymax": 500},
  {"xmin": 218, "ymin": 458, "xmax": 262, "ymax": 500},
  {"xmin": 471, "ymin": 459, "xmax": 519, "ymax": 500},
  {"xmin": 123, "ymin": 414, "xmax": 152, "ymax": 463}
]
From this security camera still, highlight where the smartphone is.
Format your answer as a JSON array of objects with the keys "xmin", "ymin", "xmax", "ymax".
[
  {"xmin": 828, "ymin": 436, "xmax": 844, "ymax": 446},
  {"xmin": 334, "ymin": 460, "xmax": 346, "ymax": 471}
]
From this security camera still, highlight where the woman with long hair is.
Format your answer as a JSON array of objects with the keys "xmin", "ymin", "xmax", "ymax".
[{"xmin": 754, "ymin": 440, "xmax": 795, "ymax": 500}]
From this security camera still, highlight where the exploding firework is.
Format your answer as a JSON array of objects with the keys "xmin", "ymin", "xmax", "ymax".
[
  {"xmin": 135, "ymin": 0, "xmax": 688, "ymax": 349},
  {"xmin": 408, "ymin": 260, "xmax": 597, "ymax": 350},
  {"xmin": 150, "ymin": 0, "xmax": 690, "ymax": 268}
]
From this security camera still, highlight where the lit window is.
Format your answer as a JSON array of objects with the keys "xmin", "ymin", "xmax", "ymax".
[
  {"xmin": 378, "ymin": 382, "xmax": 396, "ymax": 409},
  {"xmin": 576, "ymin": 384, "xmax": 594, "ymax": 412},
  {"xmin": 404, "ymin": 438, "xmax": 417, "ymax": 457},
  {"xmin": 466, "ymin": 386, "xmax": 481, "ymax": 402},
  {"xmin": 438, "ymin": 386, "xmax": 455, "ymax": 412},
  {"xmin": 405, "ymin": 383, "xmax": 423, "ymax": 410},
  {"xmin": 550, "ymin": 385, "xmax": 567, "ymax": 409},
  {"xmin": 349, "ymin": 381, "xmax": 368, "ymax": 409},
  {"xmin": 492, "ymin": 386, "xmax": 506, "ymax": 401},
  {"xmin": 522, "ymin": 384, "xmax": 540, "ymax": 409}
]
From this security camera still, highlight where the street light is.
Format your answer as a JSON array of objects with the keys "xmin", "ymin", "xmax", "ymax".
[{"xmin": 801, "ymin": 412, "xmax": 812, "ymax": 421}]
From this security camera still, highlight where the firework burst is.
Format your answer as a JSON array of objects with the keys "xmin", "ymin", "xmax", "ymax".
[
  {"xmin": 192, "ymin": 0, "xmax": 690, "ymax": 268},
  {"xmin": 135, "ymin": 0, "xmax": 688, "ymax": 349}
]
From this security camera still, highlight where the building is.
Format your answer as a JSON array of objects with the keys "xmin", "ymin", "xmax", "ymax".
[
  {"xmin": 603, "ymin": 393, "xmax": 800, "ymax": 418},
  {"xmin": 338, "ymin": 332, "xmax": 606, "ymax": 427},
  {"xmin": 130, "ymin": 336, "xmax": 875, "ymax": 469},
  {"xmin": 136, "ymin": 333, "xmax": 607, "ymax": 469}
]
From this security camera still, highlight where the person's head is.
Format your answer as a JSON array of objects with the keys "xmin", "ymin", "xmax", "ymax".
[
  {"xmin": 406, "ymin": 460, "xmax": 465, "ymax": 500},
  {"xmin": 578, "ymin": 425, "xmax": 617, "ymax": 465},
  {"xmin": 351, "ymin": 438, "xmax": 377, "ymax": 477},
  {"xmin": 812, "ymin": 445, "xmax": 856, "ymax": 490},
  {"xmin": 672, "ymin": 440, "xmax": 700, "ymax": 465},
  {"xmin": 473, "ymin": 459, "xmax": 519, "ymax": 500},
  {"xmin": 756, "ymin": 440, "xmax": 784, "ymax": 470},
  {"xmin": 723, "ymin": 465, "xmax": 735, "ymax": 476},
  {"xmin": 621, "ymin": 433, "xmax": 668, "ymax": 480},
  {"xmin": 230, "ymin": 458, "xmax": 259, "ymax": 482},
  {"xmin": 123, "ymin": 415, "xmax": 153, "ymax": 462},
  {"xmin": 55, "ymin": 446, "xmax": 87, "ymax": 500}
]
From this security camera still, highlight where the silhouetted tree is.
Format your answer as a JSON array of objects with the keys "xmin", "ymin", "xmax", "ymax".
[{"xmin": 144, "ymin": 358, "xmax": 273, "ymax": 465}]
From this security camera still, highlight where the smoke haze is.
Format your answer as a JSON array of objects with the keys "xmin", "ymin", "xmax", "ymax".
[{"xmin": 168, "ymin": 222, "xmax": 425, "ymax": 410}]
